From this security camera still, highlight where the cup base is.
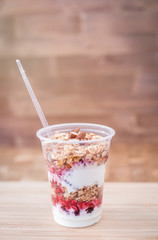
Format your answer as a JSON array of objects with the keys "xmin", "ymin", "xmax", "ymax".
[
  {"xmin": 52, "ymin": 205, "xmax": 102, "ymax": 228},
  {"xmin": 54, "ymin": 214, "xmax": 101, "ymax": 228}
]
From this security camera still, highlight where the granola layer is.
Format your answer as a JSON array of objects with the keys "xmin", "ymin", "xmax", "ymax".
[{"xmin": 44, "ymin": 141, "xmax": 108, "ymax": 171}]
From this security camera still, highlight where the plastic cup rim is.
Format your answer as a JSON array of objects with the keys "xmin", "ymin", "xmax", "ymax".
[{"xmin": 36, "ymin": 122, "xmax": 115, "ymax": 144}]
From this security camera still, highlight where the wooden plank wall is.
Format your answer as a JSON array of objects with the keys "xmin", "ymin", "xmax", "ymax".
[{"xmin": 0, "ymin": 0, "xmax": 158, "ymax": 147}]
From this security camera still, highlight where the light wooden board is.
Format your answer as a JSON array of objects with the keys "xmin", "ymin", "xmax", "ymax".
[{"xmin": 0, "ymin": 182, "xmax": 158, "ymax": 239}]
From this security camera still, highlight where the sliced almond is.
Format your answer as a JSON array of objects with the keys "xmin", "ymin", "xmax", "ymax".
[
  {"xmin": 76, "ymin": 132, "xmax": 86, "ymax": 140},
  {"xmin": 68, "ymin": 132, "xmax": 78, "ymax": 139},
  {"xmin": 73, "ymin": 128, "xmax": 80, "ymax": 133}
]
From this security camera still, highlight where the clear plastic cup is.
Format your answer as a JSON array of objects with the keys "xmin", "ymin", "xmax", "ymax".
[{"xmin": 36, "ymin": 123, "xmax": 115, "ymax": 228}]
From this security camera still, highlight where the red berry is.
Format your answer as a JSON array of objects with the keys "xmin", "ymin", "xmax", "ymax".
[
  {"xmin": 71, "ymin": 200, "xmax": 77, "ymax": 206},
  {"xmin": 89, "ymin": 202, "xmax": 94, "ymax": 208},
  {"xmin": 65, "ymin": 202, "xmax": 71, "ymax": 210},
  {"xmin": 72, "ymin": 205, "xmax": 80, "ymax": 216},
  {"xmin": 86, "ymin": 207, "xmax": 94, "ymax": 213},
  {"xmin": 78, "ymin": 201, "xmax": 86, "ymax": 209}
]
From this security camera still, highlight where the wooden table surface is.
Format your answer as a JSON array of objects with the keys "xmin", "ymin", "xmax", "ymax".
[{"xmin": 0, "ymin": 182, "xmax": 158, "ymax": 240}]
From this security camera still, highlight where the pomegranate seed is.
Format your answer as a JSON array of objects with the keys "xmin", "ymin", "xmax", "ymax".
[
  {"xmin": 86, "ymin": 207, "xmax": 94, "ymax": 213},
  {"xmin": 72, "ymin": 205, "xmax": 80, "ymax": 216},
  {"xmin": 71, "ymin": 200, "xmax": 77, "ymax": 205}
]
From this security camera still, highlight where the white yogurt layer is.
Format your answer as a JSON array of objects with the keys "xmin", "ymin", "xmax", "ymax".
[{"xmin": 48, "ymin": 163, "xmax": 105, "ymax": 193}]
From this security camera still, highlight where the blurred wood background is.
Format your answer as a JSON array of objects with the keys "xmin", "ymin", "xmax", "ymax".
[{"xmin": 0, "ymin": 0, "xmax": 158, "ymax": 181}]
